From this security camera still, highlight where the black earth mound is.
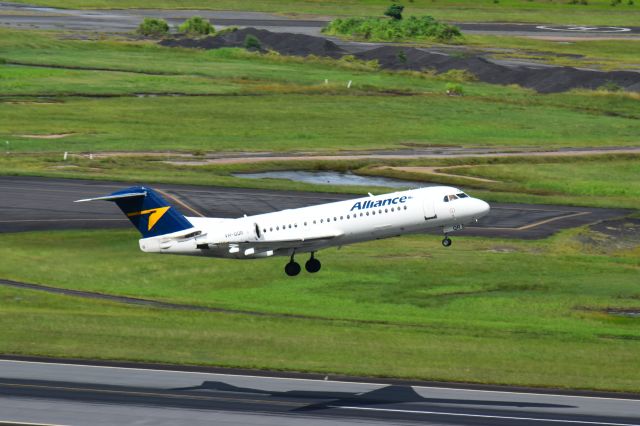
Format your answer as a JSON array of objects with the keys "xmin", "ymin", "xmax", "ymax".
[
  {"xmin": 160, "ymin": 28, "xmax": 640, "ymax": 93},
  {"xmin": 160, "ymin": 28, "xmax": 346, "ymax": 58}
]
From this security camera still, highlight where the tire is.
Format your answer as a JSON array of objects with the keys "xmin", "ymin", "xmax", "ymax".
[
  {"xmin": 305, "ymin": 258, "xmax": 321, "ymax": 273},
  {"xmin": 285, "ymin": 261, "xmax": 301, "ymax": 276}
]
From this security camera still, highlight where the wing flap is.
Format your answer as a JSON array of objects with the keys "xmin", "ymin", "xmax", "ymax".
[{"xmin": 214, "ymin": 231, "xmax": 343, "ymax": 252}]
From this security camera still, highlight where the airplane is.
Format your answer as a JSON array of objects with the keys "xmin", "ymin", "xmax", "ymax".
[{"xmin": 76, "ymin": 185, "xmax": 490, "ymax": 276}]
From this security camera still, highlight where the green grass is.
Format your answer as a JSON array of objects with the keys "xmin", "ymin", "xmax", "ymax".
[
  {"xmin": 0, "ymin": 228, "xmax": 638, "ymax": 391},
  {"xmin": 5, "ymin": 93, "xmax": 639, "ymax": 152},
  {"xmin": 1, "ymin": 28, "xmax": 638, "ymax": 153},
  {"xmin": 8, "ymin": 0, "xmax": 640, "ymax": 26}
]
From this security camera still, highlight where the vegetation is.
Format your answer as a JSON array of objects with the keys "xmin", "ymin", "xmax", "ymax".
[
  {"xmin": 445, "ymin": 82, "xmax": 464, "ymax": 96},
  {"xmin": 0, "ymin": 227, "xmax": 638, "ymax": 391},
  {"xmin": 0, "ymin": 29, "xmax": 637, "ymax": 154},
  {"xmin": 8, "ymin": 0, "xmax": 640, "ymax": 26},
  {"xmin": 244, "ymin": 34, "xmax": 261, "ymax": 50},
  {"xmin": 384, "ymin": 3, "xmax": 404, "ymax": 20},
  {"xmin": 178, "ymin": 16, "xmax": 214, "ymax": 36},
  {"xmin": 323, "ymin": 15, "xmax": 462, "ymax": 42},
  {"xmin": 136, "ymin": 18, "xmax": 170, "ymax": 37}
]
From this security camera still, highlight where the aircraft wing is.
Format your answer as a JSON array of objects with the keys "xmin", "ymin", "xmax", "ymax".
[{"xmin": 212, "ymin": 230, "xmax": 343, "ymax": 254}]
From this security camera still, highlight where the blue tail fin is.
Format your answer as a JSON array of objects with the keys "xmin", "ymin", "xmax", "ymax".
[{"xmin": 76, "ymin": 186, "xmax": 193, "ymax": 238}]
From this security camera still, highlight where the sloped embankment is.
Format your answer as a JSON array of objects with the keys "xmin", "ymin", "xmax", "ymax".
[{"xmin": 160, "ymin": 28, "xmax": 640, "ymax": 93}]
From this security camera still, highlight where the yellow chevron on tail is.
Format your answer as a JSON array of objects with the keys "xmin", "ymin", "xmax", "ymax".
[{"xmin": 127, "ymin": 206, "xmax": 171, "ymax": 231}]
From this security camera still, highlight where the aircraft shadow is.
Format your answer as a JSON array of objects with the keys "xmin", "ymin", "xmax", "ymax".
[{"xmin": 172, "ymin": 381, "xmax": 576, "ymax": 411}]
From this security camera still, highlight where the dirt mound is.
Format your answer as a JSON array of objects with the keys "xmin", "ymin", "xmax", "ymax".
[
  {"xmin": 160, "ymin": 29, "xmax": 640, "ymax": 93},
  {"xmin": 355, "ymin": 45, "xmax": 640, "ymax": 93},
  {"xmin": 160, "ymin": 28, "xmax": 346, "ymax": 58}
]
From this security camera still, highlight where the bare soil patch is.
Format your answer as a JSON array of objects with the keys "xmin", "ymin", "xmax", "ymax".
[
  {"xmin": 18, "ymin": 133, "xmax": 75, "ymax": 139},
  {"xmin": 380, "ymin": 166, "xmax": 499, "ymax": 183}
]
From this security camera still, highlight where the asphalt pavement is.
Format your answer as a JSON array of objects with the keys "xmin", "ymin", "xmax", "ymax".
[
  {"xmin": 0, "ymin": 176, "xmax": 630, "ymax": 238},
  {"xmin": 0, "ymin": 359, "xmax": 638, "ymax": 426},
  {"xmin": 1, "ymin": 2, "xmax": 639, "ymax": 38}
]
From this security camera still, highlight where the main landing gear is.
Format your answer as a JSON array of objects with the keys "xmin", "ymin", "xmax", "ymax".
[
  {"xmin": 285, "ymin": 252, "xmax": 321, "ymax": 276},
  {"xmin": 442, "ymin": 235, "xmax": 452, "ymax": 247},
  {"xmin": 305, "ymin": 253, "xmax": 321, "ymax": 273}
]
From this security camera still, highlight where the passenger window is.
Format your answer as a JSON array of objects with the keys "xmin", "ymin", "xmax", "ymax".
[
  {"xmin": 366, "ymin": 212, "xmax": 369, "ymax": 216},
  {"xmin": 347, "ymin": 215, "xmax": 350, "ymax": 219},
  {"xmin": 391, "ymin": 207, "xmax": 394, "ymax": 212},
  {"xmin": 276, "ymin": 226, "xmax": 279, "ymax": 230},
  {"xmin": 340, "ymin": 216, "xmax": 343, "ymax": 220},
  {"xmin": 372, "ymin": 211, "xmax": 375, "ymax": 215},
  {"xmin": 334, "ymin": 217, "xmax": 337, "ymax": 221},
  {"xmin": 404, "ymin": 206, "xmax": 407, "ymax": 210},
  {"xmin": 320, "ymin": 219, "xmax": 323, "ymax": 223}
]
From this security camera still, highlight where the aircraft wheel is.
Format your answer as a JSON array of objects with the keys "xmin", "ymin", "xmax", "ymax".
[
  {"xmin": 442, "ymin": 237, "xmax": 452, "ymax": 247},
  {"xmin": 305, "ymin": 258, "xmax": 321, "ymax": 273},
  {"xmin": 285, "ymin": 261, "xmax": 301, "ymax": 276}
]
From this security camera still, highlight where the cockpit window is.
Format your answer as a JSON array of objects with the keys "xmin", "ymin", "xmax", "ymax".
[
  {"xmin": 457, "ymin": 193, "xmax": 469, "ymax": 198},
  {"xmin": 443, "ymin": 196, "xmax": 449, "ymax": 203}
]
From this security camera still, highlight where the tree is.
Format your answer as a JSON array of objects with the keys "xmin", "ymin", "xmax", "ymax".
[{"xmin": 384, "ymin": 3, "xmax": 405, "ymax": 20}]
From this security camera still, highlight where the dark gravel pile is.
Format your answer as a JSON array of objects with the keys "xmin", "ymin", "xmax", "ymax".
[
  {"xmin": 355, "ymin": 45, "xmax": 640, "ymax": 93},
  {"xmin": 161, "ymin": 28, "xmax": 346, "ymax": 58},
  {"xmin": 160, "ymin": 28, "xmax": 640, "ymax": 93}
]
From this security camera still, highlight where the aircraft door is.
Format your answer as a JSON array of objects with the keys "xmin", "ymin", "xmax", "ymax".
[{"xmin": 423, "ymin": 195, "xmax": 436, "ymax": 220}]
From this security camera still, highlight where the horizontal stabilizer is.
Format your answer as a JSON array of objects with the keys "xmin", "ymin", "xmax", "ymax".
[
  {"xmin": 74, "ymin": 186, "xmax": 193, "ymax": 238},
  {"xmin": 75, "ymin": 191, "xmax": 147, "ymax": 203}
]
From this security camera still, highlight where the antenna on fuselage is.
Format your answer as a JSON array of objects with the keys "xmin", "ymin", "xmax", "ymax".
[{"xmin": 368, "ymin": 192, "xmax": 374, "ymax": 197}]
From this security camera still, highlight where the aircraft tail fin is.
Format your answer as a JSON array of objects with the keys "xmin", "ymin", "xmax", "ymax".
[{"xmin": 76, "ymin": 186, "xmax": 194, "ymax": 238}]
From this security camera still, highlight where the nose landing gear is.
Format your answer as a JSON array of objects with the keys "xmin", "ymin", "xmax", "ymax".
[
  {"xmin": 442, "ymin": 235, "xmax": 452, "ymax": 247},
  {"xmin": 305, "ymin": 252, "xmax": 321, "ymax": 273}
]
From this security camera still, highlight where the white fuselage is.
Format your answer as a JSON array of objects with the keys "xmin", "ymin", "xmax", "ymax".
[{"xmin": 137, "ymin": 186, "xmax": 490, "ymax": 259}]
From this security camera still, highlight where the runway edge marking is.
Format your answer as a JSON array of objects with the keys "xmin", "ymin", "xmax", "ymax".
[{"xmin": 330, "ymin": 406, "xmax": 640, "ymax": 426}]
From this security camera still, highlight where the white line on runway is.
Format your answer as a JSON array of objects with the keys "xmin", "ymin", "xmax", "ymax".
[
  {"xmin": 330, "ymin": 406, "xmax": 640, "ymax": 426},
  {"xmin": 1, "ymin": 360, "xmax": 638, "ymax": 403},
  {"xmin": 0, "ymin": 421, "xmax": 68, "ymax": 426},
  {"xmin": 0, "ymin": 219, "xmax": 125, "ymax": 223}
]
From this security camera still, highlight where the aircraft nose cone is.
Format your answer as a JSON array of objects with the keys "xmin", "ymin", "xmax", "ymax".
[{"xmin": 475, "ymin": 199, "xmax": 490, "ymax": 218}]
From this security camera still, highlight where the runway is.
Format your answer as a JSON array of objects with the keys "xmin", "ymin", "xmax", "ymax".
[
  {"xmin": 0, "ymin": 359, "xmax": 638, "ymax": 426},
  {"xmin": 0, "ymin": 176, "xmax": 629, "ymax": 238},
  {"xmin": 1, "ymin": 2, "xmax": 638, "ymax": 38}
]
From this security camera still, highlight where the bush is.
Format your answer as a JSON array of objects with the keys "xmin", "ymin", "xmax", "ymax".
[
  {"xmin": 384, "ymin": 4, "xmax": 405, "ymax": 20},
  {"xmin": 136, "ymin": 18, "xmax": 169, "ymax": 37},
  {"xmin": 178, "ymin": 16, "xmax": 214, "ymax": 36},
  {"xmin": 445, "ymin": 82, "xmax": 464, "ymax": 96},
  {"xmin": 244, "ymin": 34, "xmax": 261, "ymax": 50},
  {"xmin": 323, "ymin": 15, "xmax": 462, "ymax": 42}
]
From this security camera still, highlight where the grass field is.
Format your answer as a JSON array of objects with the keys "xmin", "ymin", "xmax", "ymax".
[
  {"xmin": 0, "ymin": 227, "xmax": 638, "ymax": 391},
  {"xmin": 8, "ymin": 0, "xmax": 640, "ymax": 26},
  {"xmin": 1, "ymin": 29, "xmax": 638, "ymax": 154}
]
